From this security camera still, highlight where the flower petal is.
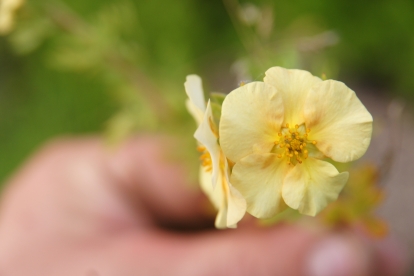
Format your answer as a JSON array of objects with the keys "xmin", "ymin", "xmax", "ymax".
[
  {"xmin": 185, "ymin": 75, "xmax": 206, "ymax": 112},
  {"xmin": 199, "ymin": 162, "xmax": 246, "ymax": 229},
  {"xmin": 264, "ymin": 67, "xmax": 322, "ymax": 125},
  {"xmin": 214, "ymin": 199, "xmax": 229, "ymax": 229},
  {"xmin": 219, "ymin": 82, "xmax": 284, "ymax": 162},
  {"xmin": 282, "ymin": 158, "xmax": 349, "ymax": 216},
  {"xmin": 214, "ymin": 175, "xmax": 246, "ymax": 228},
  {"xmin": 185, "ymin": 75, "xmax": 206, "ymax": 125},
  {"xmin": 223, "ymin": 160, "xmax": 246, "ymax": 227},
  {"xmin": 199, "ymin": 165, "xmax": 229, "ymax": 229},
  {"xmin": 185, "ymin": 100, "xmax": 204, "ymax": 125},
  {"xmin": 199, "ymin": 166, "xmax": 220, "ymax": 209},
  {"xmin": 194, "ymin": 101, "xmax": 220, "ymax": 188},
  {"xmin": 304, "ymin": 80, "xmax": 373, "ymax": 162},
  {"xmin": 231, "ymin": 153, "xmax": 289, "ymax": 219}
]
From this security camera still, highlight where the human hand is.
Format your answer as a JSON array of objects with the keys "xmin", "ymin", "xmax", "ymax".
[{"xmin": 0, "ymin": 136, "xmax": 407, "ymax": 276}]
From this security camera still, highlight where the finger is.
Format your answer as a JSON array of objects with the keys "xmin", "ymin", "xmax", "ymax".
[
  {"xmin": 107, "ymin": 135, "xmax": 214, "ymax": 229},
  {"xmin": 0, "ymin": 137, "xmax": 149, "ymax": 234},
  {"xmin": 99, "ymin": 224, "xmax": 406, "ymax": 276},
  {"xmin": 305, "ymin": 228, "xmax": 409, "ymax": 276},
  {"xmin": 87, "ymin": 224, "xmax": 316, "ymax": 276},
  {"xmin": 2, "ymin": 136, "xmax": 213, "ymax": 230}
]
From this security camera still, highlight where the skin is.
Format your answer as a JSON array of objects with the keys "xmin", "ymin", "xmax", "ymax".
[{"xmin": 0, "ymin": 136, "xmax": 407, "ymax": 276}]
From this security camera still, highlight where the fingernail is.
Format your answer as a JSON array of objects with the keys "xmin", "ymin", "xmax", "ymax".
[{"xmin": 306, "ymin": 236, "xmax": 371, "ymax": 276}]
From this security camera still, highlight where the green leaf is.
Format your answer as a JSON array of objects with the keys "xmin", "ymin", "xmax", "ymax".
[
  {"xmin": 210, "ymin": 101, "xmax": 222, "ymax": 134},
  {"xmin": 210, "ymin": 92, "xmax": 226, "ymax": 106}
]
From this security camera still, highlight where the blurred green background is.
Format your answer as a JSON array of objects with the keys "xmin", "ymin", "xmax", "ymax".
[{"xmin": 1, "ymin": 0, "xmax": 414, "ymax": 184}]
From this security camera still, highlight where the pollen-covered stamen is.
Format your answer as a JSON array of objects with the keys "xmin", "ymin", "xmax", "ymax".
[
  {"xmin": 197, "ymin": 146, "xmax": 212, "ymax": 172},
  {"xmin": 274, "ymin": 123, "xmax": 317, "ymax": 165}
]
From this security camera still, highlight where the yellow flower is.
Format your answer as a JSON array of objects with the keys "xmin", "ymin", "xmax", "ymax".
[
  {"xmin": 185, "ymin": 75, "xmax": 206, "ymax": 125},
  {"xmin": 0, "ymin": 0, "xmax": 24, "ymax": 34},
  {"xmin": 185, "ymin": 75, "xmax": 246, "ymax": 228},
  {"xmin": 219, "ymin": 67, "xmax": 373, "ymax": 218}
]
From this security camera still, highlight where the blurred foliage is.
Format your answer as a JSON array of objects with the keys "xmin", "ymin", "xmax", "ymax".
[
  {"xmin": 1, "ymin": 0, "xmax": 414, "ymax": 186},
  {"xmin": 320, "ymin": 164, "xmax": 388, "ymax": 238}
]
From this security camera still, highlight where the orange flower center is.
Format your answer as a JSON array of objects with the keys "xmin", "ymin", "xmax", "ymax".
[{"xmin": 274, "ymin": 123, "xmax": 317, "ymax": 165}]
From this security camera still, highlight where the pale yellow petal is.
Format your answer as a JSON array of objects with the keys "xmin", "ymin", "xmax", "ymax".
[
  {"xmin": 214, "ymin": 201, "xmax": 228, "ymax": 229},
  {"xmin": 194, "ymin": 101, "xmax": 220, "ymax": 188},
  {"xmin": 223, "ymin": 160, "xmax": 246, "ymax": 227},
  {"xmin": 225, "ymin": 184, "xmax": 246, "ymax": 227},
  {"xmin": 282, "ymin": 158, "xmax": 348, "ymax": 216},
  {"xmin": 231, "ymin": 153, "xmax": 289, "ymax": 219},
  {"xmin": 184, "ymin": 75, "xmax": 206, "ymax": 112},
  {"xmin": 214, "ymin": 180, "xmax": 246, "ymax": 229},
  {"xmin": 304, "ymin": 80, "xmax": 373, "ymax": 163},
  {"xmin": 219, "ymin": 82, "xmax": 284, "ymax": 162},
  {"xmin": 264, "ymin": 67, "xmax": 322, "ymax": 125},
  {"xmin": 185, "ymin": 99, "xmax": 204, "ymax": 125},
  {"xmin": 199, "ymin": 166, "xmax": 220, "ymax": 209},
  {"xmin": 200, "ymin": 161, "xmax": 246, "ymax": 229},
  {"xmin": 199, "ymin": 164, "xmax": 230, "ymax": 229}
]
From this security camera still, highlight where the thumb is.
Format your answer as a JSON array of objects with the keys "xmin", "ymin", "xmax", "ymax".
[
  {"xmin": 180, "ymin": 225, "xmax": 317, "ymax": 276},
  {"xmin": 103, "ymin": 224, "xmax": 406, "ymax": 276},
  {"xmin": 94, "ymin": 224, "xmax": 315, "ymax": 276}
]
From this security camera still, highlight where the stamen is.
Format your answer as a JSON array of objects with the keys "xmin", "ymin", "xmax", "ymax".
[
  {"xmin": 197, "ymin": 146, "xmax": 213, "ymax": 171},
  {"xmin": 274, "ymin": 123, "xmax": 316, "ymax": 166},
  {"xmin": 200, "ymin": 153, "xmax": 210, "ymax": 159}
]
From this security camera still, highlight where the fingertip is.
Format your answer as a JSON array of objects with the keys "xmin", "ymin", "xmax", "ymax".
[
  {"xmin": 305, "ymin": 233, "xmax": 410, "ymax": 276},
  {"xmin": 305, "ymin": 235, "xmax": 371, "ymax": 276}
]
